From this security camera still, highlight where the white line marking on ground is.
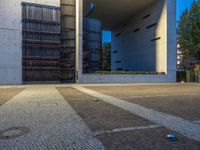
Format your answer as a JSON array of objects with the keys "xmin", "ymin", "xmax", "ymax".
[
  {"xmin": 119, "ymin": 94, "xmax": 200, "ymax": 99},
  {"xmin": 73, "ymin": 86, "xmax": 200, "ymax": 142},
  {"xmin": 95, "ymin": 120, "xmax": 200, "ymax": 135},
  {"xmin": 95, "ymin": 125, "xmax": 161, "ymax": 135},
  {"xmin": 193, "ymin": 120, "xmax": 200, "ymax": 124}
]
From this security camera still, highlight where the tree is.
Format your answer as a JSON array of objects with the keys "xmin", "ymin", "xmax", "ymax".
[
  {"xmin": 178, "ymin": 0, "xmax": 200, "ymax": 69},
  {"xmin": 102, "ymin": 42, "xmax": 111, "ymax": 71},
  {"xmin": 190, "ymin": 0, "xmax": 200, "ymax": 60}
]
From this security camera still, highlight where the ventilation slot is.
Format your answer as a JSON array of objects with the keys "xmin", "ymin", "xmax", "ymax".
[
  {"xmin": 143, "ymin": 14, "xmax": 150, "ymax": 19},
  {"xmin": 115, "ymin": 32, "xmax": 121, "ymax": 37},
  {"xmin": 146, "ymin": 23, "xmax": 157, "ymax": 29},
  {"xmin": 115, "ymin": 61, "xmax": 121, "ymax": 64},
  {"xmin": 151, "ymin": 37, "xmax": 161, "ymax": 42},
  {"xmin": 133, "ymin": 28, "xmax": 140, "ymax": 32},
  {"xmin": 113, "ymin": 50, "xmax": 118, "ymax": 54}
]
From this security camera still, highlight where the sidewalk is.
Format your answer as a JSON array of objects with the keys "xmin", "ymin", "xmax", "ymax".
[{"xmin": 0, "ymin": 87, "xmax": 103, "ymax": 150}]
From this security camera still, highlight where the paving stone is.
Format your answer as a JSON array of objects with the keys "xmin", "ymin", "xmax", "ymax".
[
  {"xmin": 0, "ymin": 87, "xmax": 104, "ymax": 150},
  {"xmin": 74, "ymin": 86, "xmax": 200, "ymax": 142}
]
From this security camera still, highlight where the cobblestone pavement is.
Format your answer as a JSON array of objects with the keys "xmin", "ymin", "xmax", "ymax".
[
  {"xmin": 74, "ymin": 85, "xmax": 200, "ymax": 142},
  {"xmin": 0, "ymin": 84, "xmax": 200, "ymax": 150},
  {"xmin": 0, "ymin": 87, "xmax": 104, "ymax": 150},
  {"xmin": 0, "ymin": 88, "xmax": 24, "ymax": 105}
]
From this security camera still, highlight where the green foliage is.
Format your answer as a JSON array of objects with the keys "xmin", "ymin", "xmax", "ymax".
[
  {"xmin": 178, "ymin": 0, "xmax": 200, "ymax": 62},
  {"xmin": 177, "ymin": 71, "xmax": 186, "ymax": 82},
  {"xmin": 102, "ymin": 42, "xmax": 111, "ymax": 71},
  {"xmin": 95, "ymin": 71, "xmax": 165, "ymax": 75}
]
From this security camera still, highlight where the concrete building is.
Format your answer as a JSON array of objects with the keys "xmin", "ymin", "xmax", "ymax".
[
  {"xmin": 0, "ymin": 0, "xmax": 177, "ymax": 84},
  {"xmin": 177, "ymin": 44, "xmax": 183, "ymax": 70}
]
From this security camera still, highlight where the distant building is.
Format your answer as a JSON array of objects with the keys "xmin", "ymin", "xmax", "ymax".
[
  {"xmin": 177, "ymin": 44, "xmax": 184, "ymax": 70},
  {"xmin": 177, "ymin": 44, "xmax": 200, "ymax": 70}
]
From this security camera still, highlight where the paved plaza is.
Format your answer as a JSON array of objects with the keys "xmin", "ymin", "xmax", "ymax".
[{"xmin": 0, "ymin": 84, "xmax": 200, "ymax": 150}]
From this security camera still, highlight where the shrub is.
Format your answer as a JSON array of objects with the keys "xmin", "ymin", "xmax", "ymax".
[{"xmin": 94, "ymin": 71, "xmax": 166, "ymax": 75}]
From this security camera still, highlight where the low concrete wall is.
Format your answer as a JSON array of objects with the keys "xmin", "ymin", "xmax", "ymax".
[{"xmin": 80, "ymin": 71, "xmax": 176, "ymax": 83}]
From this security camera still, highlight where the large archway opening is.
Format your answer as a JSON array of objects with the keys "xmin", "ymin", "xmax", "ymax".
[{"xmin": 82, "ymin": 0, "xmax": 167, "ymax": 74}]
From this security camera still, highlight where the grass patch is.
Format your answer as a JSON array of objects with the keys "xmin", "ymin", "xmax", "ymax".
[{"xmin": 94, "ymin": 71, "xmax": 166, "ymax": 75}]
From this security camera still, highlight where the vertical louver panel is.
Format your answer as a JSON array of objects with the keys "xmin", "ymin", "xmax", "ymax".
[
  {"xmin": 60, "ymin": 0, "xmax": 76, "ymax": 82},
  {"xmin": 83, "ymin": 18, "xmax": 102, "ymax": 73},
  {"xmin": 22, "ymin": 3, "xmax": 61, "ymax": 83}
]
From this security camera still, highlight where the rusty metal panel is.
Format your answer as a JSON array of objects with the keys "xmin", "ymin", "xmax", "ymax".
[
  {"xmin": 60, "ymin": 0, "xmax": 76, "ymax": 82},
  {"xmin": 22, "ymin": 2, "xmax": 61, "ymax": 83}
]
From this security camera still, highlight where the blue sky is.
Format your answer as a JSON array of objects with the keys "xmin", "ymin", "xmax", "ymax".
[
  {"xmin": 177, "ymin": 0, "xmax": 194, "ymax": 21},
  {"xmin": 103, "ymin": 0, "xmax": 195, "ymax": 43},
  {"xmin": 102, "ymin": 31, "xmax": 111, "ymax": 43}
]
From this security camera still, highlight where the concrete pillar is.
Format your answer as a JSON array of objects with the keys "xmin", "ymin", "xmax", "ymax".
[
  {"xmin": 167, "ymin": 0, "xmax": 177, "ymax": 81},
  {"xmin": 76, "ymin": 0, "xmax": 83, "ymax": 83}
]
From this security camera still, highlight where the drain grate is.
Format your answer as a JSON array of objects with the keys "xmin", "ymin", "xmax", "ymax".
[{"xmin": 0, "ymin": 127, "xmax": 30, "ymax": 140}]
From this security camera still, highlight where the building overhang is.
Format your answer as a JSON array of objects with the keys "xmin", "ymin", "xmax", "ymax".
[{"xmin": 83, "ymin": 0, "xmax": 157, "ymax": 30}]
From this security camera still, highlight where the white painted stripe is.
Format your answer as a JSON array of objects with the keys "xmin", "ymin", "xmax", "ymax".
[
  {"xmin": 95, "ymin": 125, "xmax": 161, "ymax": 135},
  {"xmin": 193, "ymin": 120, "xmax": 200, "ymax": 124},
  {"xmin": 73, "ymin": 86, "xmax": 200, "ymax": 142},
  {"xmin": 96, "ymin": 120, "xmax": 200, "ymax": 135},
  {"xmin": 119, "ymin": 94, "xmax": 200, "ymax": 99}
]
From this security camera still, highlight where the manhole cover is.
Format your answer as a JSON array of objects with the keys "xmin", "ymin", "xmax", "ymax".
[{"xmin": 0, "ymin": 127, "xmax": 30, "ymax": 140}]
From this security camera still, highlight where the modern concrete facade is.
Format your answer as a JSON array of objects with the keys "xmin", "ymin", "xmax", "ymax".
[
  {"xmin": 112, "ymin": 0, "xmax": 167, "ymax": 72},
  {"xmin": 0, "ymin": 0, "xmax": 177, "ymax": 84},
  {"xmin": 80, "ymin": 0, "xmax": 177, "ymax": 83},
  {"xmin": 0, "ymin": 0, "xmax": 60, "ymax": 84}
]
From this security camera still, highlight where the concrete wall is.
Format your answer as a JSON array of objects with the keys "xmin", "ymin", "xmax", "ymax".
[
  {"xmin": 111, "ymin": 0, "xmax": 167, "ymax": 72},
  {"xmin": 81, "ymin": 74, "xmax": 175, "ymax": 84},
  {"xmin": 167, "ymin": 0, "xmax": 177, "ymax": 81},
  {"xmin": 0, "ymin": 0, "xmax": 176, "ymax": 84},
  {"xmin": 80, "ymin": 0, "xmax": 177, "ymax": 83},
  {"xmin": 0, "ymin": 0, "xmax": 60, "ymax": 84}
]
